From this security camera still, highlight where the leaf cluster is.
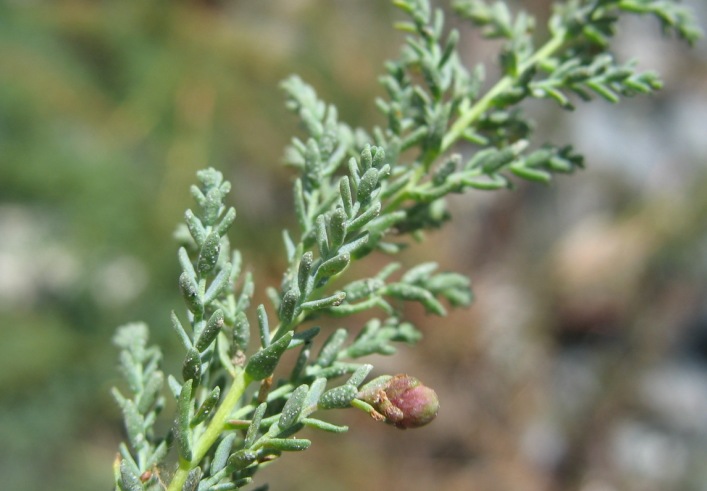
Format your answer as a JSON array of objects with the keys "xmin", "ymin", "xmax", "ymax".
[{"xmin": 112, "ymin": 324, "xmax": 167, "ymax": 490}]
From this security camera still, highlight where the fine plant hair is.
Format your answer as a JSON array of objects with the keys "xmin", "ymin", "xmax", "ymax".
[{"xmin": 111, "ymin": 1, "xmax": 701, "ymax": 490}]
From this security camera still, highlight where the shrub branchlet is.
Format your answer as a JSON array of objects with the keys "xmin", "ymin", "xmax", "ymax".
[{"xmin": 112, "ymin": 1, "xmax": 700, "ymax": 490}]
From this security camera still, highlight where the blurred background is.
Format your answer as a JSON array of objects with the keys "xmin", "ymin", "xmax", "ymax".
[{"xmin": 1, "ymin": 1, "xmax": 706, "ymax": 490}]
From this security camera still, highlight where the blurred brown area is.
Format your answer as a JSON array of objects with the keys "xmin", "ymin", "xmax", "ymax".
[{"xmin": 1, "ymin": 1, "xmax": 706, "ymax": 490}]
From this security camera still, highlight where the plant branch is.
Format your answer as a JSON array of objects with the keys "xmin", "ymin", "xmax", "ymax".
[
  {"xmin": 167, "ymin": 369, "xmax": 250, "ymax": 491},
  {"xmin": 441, "ymin": 27, "xmax": 566, "ymax": 152}
]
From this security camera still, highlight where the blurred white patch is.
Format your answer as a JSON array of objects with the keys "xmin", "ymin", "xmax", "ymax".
[
  {"xmin": 639, "ymin": 362, "xmax": 707, "ymax": 434},
  {"xmin": 610, "ymin": 420, "xmax": 688, "ymax": 485},
  {"xmin": 521, "ymin": 418, "xmax": 566, "ymax": 471},
  {"xmin": 0, "ymin": 205, "xmax": 79, "ymax": 306},
  {"xmin": 91, "ymin": 256, "xmax": 148, "ymax": 308},
  {"xmin": 0, "ymin": 205, "xmax": 147, "ymax": 309}
]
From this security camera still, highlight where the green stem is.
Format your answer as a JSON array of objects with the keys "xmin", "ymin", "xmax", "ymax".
[
  {"xmin": 441, "ymin": 31, "xmax": 567, "ymax": 153},
  {"xmin": 382, "ymin": 164, "xmax": 427, "ymax": 215},
  {"xmin": 382, "ymin": 32, "xmax": 567, "ymax": 216},
  {"xmin": 167, "ymin": 369, "xmax": 250, "ymax": 491}
]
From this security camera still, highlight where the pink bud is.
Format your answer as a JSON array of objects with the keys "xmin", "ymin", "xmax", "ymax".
[{"xmin": 358, "ymin": 374, "xmax": 439, "ymax": 429}]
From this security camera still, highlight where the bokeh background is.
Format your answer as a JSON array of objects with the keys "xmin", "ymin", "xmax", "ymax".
[{"xmin": 1, "ymin": 1, "xmax": 706, "ymax": 490}]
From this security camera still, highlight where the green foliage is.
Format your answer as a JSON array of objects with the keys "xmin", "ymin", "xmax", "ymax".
[
  {"xmin": 111, "ymin": 324, "xmax": 167, "ymax": 491},
  {"xmin": 111, "ymin": 1, "xmax": 700, "ymax": 490}
]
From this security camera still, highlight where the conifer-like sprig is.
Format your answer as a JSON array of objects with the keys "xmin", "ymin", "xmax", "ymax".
[
  {"xmin": 112, "ymin": 1, "xmax": 700, "ymax": 490},
  {"xmin": 112, "ymin": 324, "xmax": 168, "ymax": 490}
]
